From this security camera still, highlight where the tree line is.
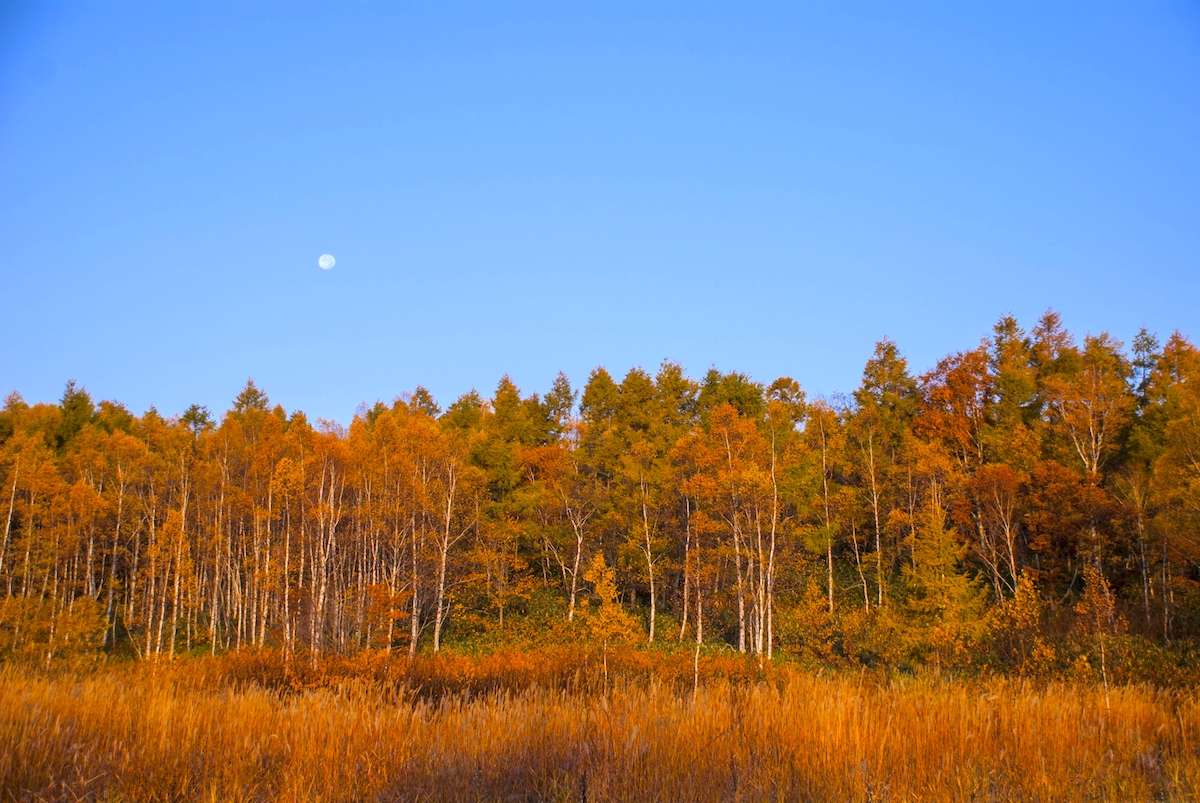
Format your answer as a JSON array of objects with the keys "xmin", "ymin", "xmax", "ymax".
[{"xmin": 2, "ymin": 311, "xmax": 1198, "ymax": 670}]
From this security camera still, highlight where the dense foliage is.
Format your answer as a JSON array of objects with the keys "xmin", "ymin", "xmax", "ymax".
[{"xmin": 2, "ymin": 311, "xmax": 1198, "ymax": 678}]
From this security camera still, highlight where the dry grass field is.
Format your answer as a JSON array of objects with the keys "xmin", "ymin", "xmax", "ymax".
[{"xmin": 2, "ymin": 655, "xmax": 1198, "ymax": 802}]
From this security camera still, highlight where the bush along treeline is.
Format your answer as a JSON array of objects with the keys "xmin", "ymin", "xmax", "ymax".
[{"xmin": 2, "ymin": 311, "xmax": 1199, "ymax": 681}]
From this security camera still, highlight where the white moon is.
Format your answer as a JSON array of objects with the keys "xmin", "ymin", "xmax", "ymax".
[{"xmin": 318, "ymin": 254, "xmax": 336, "ymax": 270}]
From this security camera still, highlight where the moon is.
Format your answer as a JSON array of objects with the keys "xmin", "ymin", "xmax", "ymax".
[{"xmin": 318, "ymin": 254, "xmax": 336, "ymax": 270}]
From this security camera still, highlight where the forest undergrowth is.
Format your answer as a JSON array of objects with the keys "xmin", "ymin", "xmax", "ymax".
[{"xmin": 3, "ymin": 648, "xmax": 1200, "ymax": 802}]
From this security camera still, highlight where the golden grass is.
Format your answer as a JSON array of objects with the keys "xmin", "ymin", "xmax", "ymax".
[{"xmin": 2, "ymin": 663, "xmax": 1198, "ymax": 802}]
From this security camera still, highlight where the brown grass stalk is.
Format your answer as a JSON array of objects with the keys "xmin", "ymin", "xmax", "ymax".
[{"xmin": 1, "ymin": 663, "xmax": 1197, "ymax": 802}]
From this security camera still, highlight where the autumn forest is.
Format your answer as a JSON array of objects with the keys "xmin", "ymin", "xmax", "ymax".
[
  {"xmin": 3, "ymin": 309, "xmax": 1198, "ymax": 675},
  {"xmin": 5, "ymin": 311, "xmax": 1200, "ymax": 800}
]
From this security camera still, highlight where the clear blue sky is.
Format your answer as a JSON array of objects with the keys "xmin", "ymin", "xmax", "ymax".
[{"xmin": 2, "ymin": 2, "xmax": 1198, "ymax": 421}]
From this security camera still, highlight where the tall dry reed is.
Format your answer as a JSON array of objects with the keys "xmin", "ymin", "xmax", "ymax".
[{"xmin": 1, "ymin": 665, "xmax": 1196, "ymax": 801}]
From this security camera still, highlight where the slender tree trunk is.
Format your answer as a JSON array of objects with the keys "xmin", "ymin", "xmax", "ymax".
[
  {"xmin": 1, "ymin": 457, "xmax": 19, "ymax": 581},
  {"xmin": 733, "ymin": 521, "xmax": 746, "ymax": 653},
  {"xmin": 432, "ymin": 464, "xmax": 458, "ymax": 653},
  {"xmin": 976, "ymin": 501, "xmax": 1004, "ymax": 599},
  {"xmin": 260, "ymin": 486, "xmax": 272, "ymax": 648},
  {"xmin": 866, "ymin": 431, "xmax": 884, "ymax": 608},
  {"xmin": 754, "ymin": 511, "xmax": 766, "ymax": 657},
  {"xmin": 1001, "ymin": 514, "xmax": 1019, "ymax": 597},
  {"xmin": 641, "ymin": 488, "xmax": 656, "ymax": 644},
  {"xmin": 1139, "ymin": 528, "xmax": 1151, "ymax": 628},
  {"xmin": 21, "ymin": 493, "xmax": 36, "ymax": 599},
  {"xmin": 433, "ymin": 540, "xmax": 448, "ymax": 652},
  {"xmin": 693, "ymin": 532, "xmax": 704, "ymax": 701},
  {"xmin": 169, "ymin": 474, "xmax": 189, "ymax": 658},
  {"xmin": 283, "ymin": 504, "xmax": 292, "ymax": 653},
  {"xmin": 722, "ymin": 430, "xmax": 747, "ymax": 652},
  {"xmin": 144, "ymin": 501, "xmax": 157, "ymax": 658},
  {"xmin": 767, "ymin": 438, "xmax": 779, "ymax": 660},
  {"xmin": 1128, "ymin": 481, "xmax": 1151, "ymax": 628},
  {"xmin": 564, "ymin": 501, "xmax": 588, "ymax": 623},
  {"xmin": 410, "ymin": 512, "xmax": 420, "ymax": 657},
  {"xmin": 851, "ymin": 522, "xmax": 870, "ymax": 613},
  {"xmin": 211, "ymin": 467, "xmax": 226, "ymax": 655},
  {"xmin": 1163, "ymin": 541, "xmax": 1170, "ymax": 642},
  {"xmin": 680, "ymin": 497, "xmax": 691, "ymax": 641},
  {"xmin": 106, "ymin": 479, "xmax": 125, "ymax": 647}
]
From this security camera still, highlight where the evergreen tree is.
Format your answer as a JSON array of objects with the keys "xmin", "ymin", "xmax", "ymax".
[{"xmin": 904, "ymin": 485, "xmax": 984, "ymax": 667}]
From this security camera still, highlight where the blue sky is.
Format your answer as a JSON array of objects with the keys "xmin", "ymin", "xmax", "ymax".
[{"xmin": 2, "ymin": 2, "xmax": 1198, "ymax": 421}]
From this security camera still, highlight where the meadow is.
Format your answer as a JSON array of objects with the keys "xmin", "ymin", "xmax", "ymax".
[{"xmin": 2, "ymin": 650, "xmax": 1198, "ymax": 802}]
